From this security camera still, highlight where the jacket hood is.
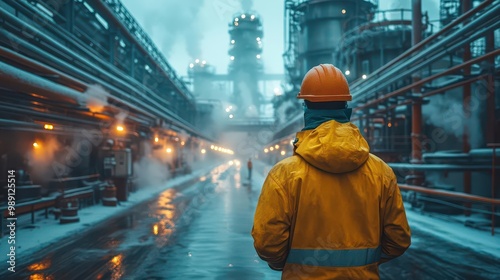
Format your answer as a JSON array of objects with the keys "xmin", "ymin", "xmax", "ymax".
[{"xmin": 294, "ymin": 120, "xmax": 370, "ymax": 174}]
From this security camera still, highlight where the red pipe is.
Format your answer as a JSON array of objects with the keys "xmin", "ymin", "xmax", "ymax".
[
  {"xmin": 411, "ymin": 99, "xmax": 423, "ymax": 163},
  {"xmin": 462, "ymin": 0, "xmax": 472, "ymax": 216},
  {"xmin": 351, "ymin": 75, "xmax": 492, "ymax": 122},
  {"xmin": 485, "ymin": 32, "xmax": 496, "ymax": 144},
  {"xmin": 491, "ymin": 144, "xmax": 497, "ymax": 236},
  {"xmin": 400, "ymin": 182, "xmax": 499, "ymax": 236},
  {"xmin": 399, "ymin": 184, "xmax": 500, "ymax": 205},
  {"xmin": 353, "ymin": 48, "xmax": 500, "ymax": 111},
  {"xmin": 351, "ymin": 0, "xmax": 493, "ymax": 88},
  {"xmin": 421, "ymin": 74, "xmax": 491, "ymax": 98},
  {"xmin": 410, "ymin": 0, "xmax": 423, "ymax": 165}
]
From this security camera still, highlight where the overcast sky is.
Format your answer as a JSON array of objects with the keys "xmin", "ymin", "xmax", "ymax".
[
  {"xmin": 120, "ymin": 0, "xmax": 284, "ymax": 77},
  {"xmin": 120, "ymin": 0, "xmax": 440, "ymax": 78}
]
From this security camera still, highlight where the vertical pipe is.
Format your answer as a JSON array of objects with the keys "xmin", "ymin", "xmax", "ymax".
[
  {"xmin": 485, "ymin": 32, "xmax": 496, "ymax": 144},
  {"xmin": 130, "ymin": 45, "xmax": 135, "ymax": 78},
  {"xmin": 484, "ymin": 9, "xmax": 498, "ymax": 228},
  {"xmin": 109, "ymin": 29, "xmax": 115, "ymax": 65},
  {"xmin": 411, "ymin": 99, "xmax": 422, "ymax": 163},
  {"xmin": 412, "ymin": 0, "xmax": 422, "ymax": 46},
  {"xmin": 462, "ymin": 0, "xmax": 472, "ymax": 215},
  {"xmin": 411, "ymin": 0, "xmax": 423, "ymax": 165},
  {"xmin": 65, "ymin": 0, "xmax": 74, "ymax": 34},
  {"xmin": 365, "ymin": 111, "xmax": 370, "ymax": 141},
  {"xmin": 492, "ymin": 145, "xmax": 496, "ymax": 236}
]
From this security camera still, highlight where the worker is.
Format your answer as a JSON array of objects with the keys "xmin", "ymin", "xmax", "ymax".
[
  {"xmin": 247, "ymin": 158, "xmax": 253, "ymax": 180},
  {"xmin": 252, "ymin": 64, "xmax": 411, "ymax": 279}
]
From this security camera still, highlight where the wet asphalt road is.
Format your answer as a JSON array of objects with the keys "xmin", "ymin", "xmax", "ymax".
[{"xmin": 2, "ymin": 162, "xmax": 500, "ymax": 280}]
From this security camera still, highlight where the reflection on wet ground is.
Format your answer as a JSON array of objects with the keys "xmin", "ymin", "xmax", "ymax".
[
  {"xmin": 131, "ymin": 162, "xmax": 278, "ymax": 280},
  {"xmin": 3, "ymin": 162, "xmax": 500, "ymax": 280}
]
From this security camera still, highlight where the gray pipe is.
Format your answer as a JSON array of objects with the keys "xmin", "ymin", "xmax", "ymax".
[{"xmin": 351, "ymin": 1, "xmax": 500, "ymax": 102}]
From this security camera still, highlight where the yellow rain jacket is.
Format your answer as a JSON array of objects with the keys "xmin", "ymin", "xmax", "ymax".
[{"xmin": 252, "ymin": 120, "xmax": 411, "ymax": 279}]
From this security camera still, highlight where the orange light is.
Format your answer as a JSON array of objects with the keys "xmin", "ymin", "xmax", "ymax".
[
  {"xmin": 28, "ymin": 259, "xmax": 51, "ymax": 271},
  {"xmin": 110, "ymin": 254, "xmax": 122, "ymax": 266},
  {"xmin": 116, "ymin": 126, "xmax": 124, "ymax": 132},
  {"xmin": 166, "ymin": 148, "xmax": 172, "ymax": 153},
  {"xmin": 153, "ymin": 224, "xmax": 159, "ymax": 235},
  {"xmin": 44, "ymin": 124, "xmax": 54, "ymax": 130},
  {"xmin": 154, "ymin": 137, "xmax": 159, "ymax": 143},
  {"xmin": 388, "ymin": 123, "xmax": 392, "ymax": 127},
  {"xmin": 33, "ymin": 142, "xmax": 39, "ymax": 148}
]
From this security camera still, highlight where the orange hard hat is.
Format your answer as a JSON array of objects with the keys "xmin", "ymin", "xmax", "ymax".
[{"xmin": 297, "ymin": 64, "xmax": 352, "ymax": 102}]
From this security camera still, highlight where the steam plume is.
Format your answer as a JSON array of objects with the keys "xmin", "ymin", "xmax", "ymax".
[{"xmin": 82, "ymin": 84, "xmax": 109, "ymax": 113}]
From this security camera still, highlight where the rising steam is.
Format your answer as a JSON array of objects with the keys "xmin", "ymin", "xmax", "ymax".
[
  {"xmin": 133, "ymin": 142, "xmax": 171, "ymax": 188},
  {"xmin": 82, "ymin": 84, "xmax": 109, "ymax": 113},
  {"xmin": 423, "ymin": 93, "xmax": 483, "ymax": 149},
  {"xmin": 26, "ymin": 137, "xmax": 61, "ymax": 182},
  {"xmin": 241, "ymin": 0, "xmax": 254, "ymax": 11},
  {"xmin": 124, "ymin": 0, "xmax": 206, "ymax": 59}
]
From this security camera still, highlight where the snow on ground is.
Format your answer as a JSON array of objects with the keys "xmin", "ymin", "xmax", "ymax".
[
  {"xmin": 404, "ymin": 208, "xmax": 500, "ymax": 259},
  {"xmin": 0, "ymin": 162, "xmax": 223, "ymax": 264},
  {"xmin": 1, "ymin": 160, "xmax": 499, "ymax": 266}
]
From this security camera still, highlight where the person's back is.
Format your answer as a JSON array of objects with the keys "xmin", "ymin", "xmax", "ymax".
[
  {"xmin": 252, "ymin": 64, "xmax": 411, "ymax": 279},
  {"xmin": 247, "ymin": 158, "xmax": 253, "ymax": 180}
]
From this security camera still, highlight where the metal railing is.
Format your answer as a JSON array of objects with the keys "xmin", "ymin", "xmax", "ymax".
[
  {"xmin": 100, "ymin": 0, "xmax": 194, "ymax": 101},
  {"xmin": 400, "ymin": 182, "xmax": 499, "ymax": 235}
]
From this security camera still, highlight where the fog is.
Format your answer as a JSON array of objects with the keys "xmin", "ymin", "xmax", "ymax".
[{"xmin": 121, "ymin": 0, "xmax": 284, "ymax": 76}]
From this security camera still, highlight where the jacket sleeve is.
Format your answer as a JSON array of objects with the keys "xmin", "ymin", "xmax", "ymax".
[
  {"xmin": 380, "ymin": 174, "xmax": 411, "ymax": 264},
  {"xmin": 251, "ymin": 172, "xmax": 291, "ymax": 270}
]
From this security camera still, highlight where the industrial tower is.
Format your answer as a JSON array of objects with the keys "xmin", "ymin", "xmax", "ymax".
[{"xmin": 228, "ymin": 12, "xmax": 264, "ymax": 118}]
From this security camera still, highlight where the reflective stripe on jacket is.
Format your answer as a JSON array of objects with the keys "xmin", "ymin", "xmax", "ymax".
[{"xmin": 252, "ymin": 120, "xmax": 411, "ymax": 279}]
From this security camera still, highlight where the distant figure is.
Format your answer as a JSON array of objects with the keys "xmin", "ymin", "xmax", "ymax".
[
  {"xmin": 252, "ymin": 64, "xmax": 411, "ymax": 279},
  {"xmin": 247, "ymin": 158, "xmax": 253, "ymax": 180}
]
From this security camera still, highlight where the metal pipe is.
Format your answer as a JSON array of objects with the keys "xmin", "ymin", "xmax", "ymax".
[
  {"xmin": 351, "ymin": 74, "xmax": 494, "ymax": 122},
  {"xmin": 353, "ymin": 17, "xmax": 500, "ymax": 107},
  {"xmin": 0, "ymin": 46, "xmax": 88, "ymax": 92},
  {"xmin": 462, "ymin": 0, "xmax": 473, "ymax": 216},
  {"xmin": 411, "ymin": 0, "xmax": 423, "ymax": 166},
  {"xmin": 350, "ymin": 0, "xmax": 494, "ymax": 89},
  {"xmin": 412, "ymin": 0, "xmax": 422, "ymax": 46},
  {"xmin": 0, "ymin": 29, "xmax": 206, "ymax": 140},
  {"xmin": 354, "ymin": 20, "xmax": 500, "ymax": 106},
  {"xmin": 351, "ymin": 2, "xmax": 500, "ymax": 102},
  {"xmin": 487, "ymin": 143, "xmax": 499, "ymax": 235},
  {"xmin": 421, "ymin": 74, "xmax": 493, "ymax": 98},
  {"xmin": 0, "ymin": 6, "xmax": 199, "ymax": 133},
  {"xmin": 274, "ymin": 1, "xmax": 499, "ymax": 138},
  {"xmin": 389, "ymin": 163, "xmax": 500, "ymax": 171},
  {"xmin": 485, "ymin": 32, "xmax": 496, "ymax": 144},
  {"xmin": 88, "ymin": 0, "xmax": 193, "ymax": 102},
  {"xmin": 0, "ymin": 61, "xmax": 82, "ymax": 105},
  {"xmin": 354, "ymin": 48, "xmax": 500, "ymax": 111},
  {"xmin": 411, "ymin": 99, "xmax": 423, "ymax": 163},
  {"xmin": 398, "ymin": 184, "xmax": 500, "ymax": 206}
]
